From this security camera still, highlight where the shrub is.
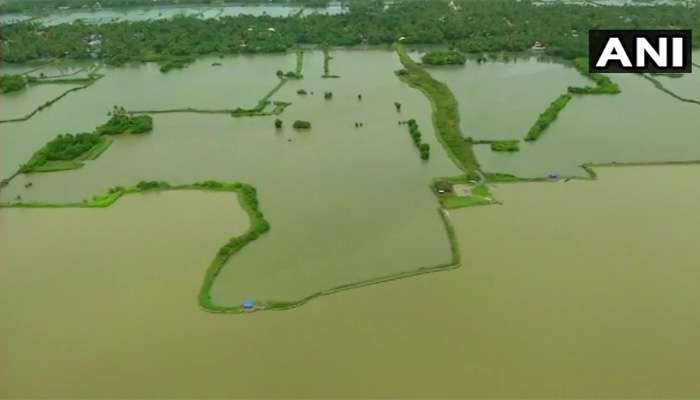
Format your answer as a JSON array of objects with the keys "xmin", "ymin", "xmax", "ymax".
[
  {"xmin": 0, "ymin": 74, "xmax": 27, "ymax": 93},
  {"xmin": 293, "ymin": 120, "xmax": 311, "ymax": 129}
]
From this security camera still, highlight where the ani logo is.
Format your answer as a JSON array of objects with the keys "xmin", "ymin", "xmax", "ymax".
[{"xmin": 589, "ymin": 29, "xmax": 692, "ymax": 73}]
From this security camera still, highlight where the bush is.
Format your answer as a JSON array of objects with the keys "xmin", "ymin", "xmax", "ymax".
[
  {"xmin": 275, "ymin": 119, "xmax": 283, "ymax": 129},
  {"xmin": 293, "ymin": 120, "xmax": 311, "ymax": 129},
  {"xmin": 490, "ymin": 140, "xmax": 520, "ymax": 152},
  {"xmin": 136, "ymin": 181, "xmax": 170, "ymax": 190},
  {"xmin": 0, "ymin": 74, "xmax": 28, "ymax": 93}
]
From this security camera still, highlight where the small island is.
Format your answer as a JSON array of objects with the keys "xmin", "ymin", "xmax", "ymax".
[{"xmin": 97, "ymin": 107, "xmax": 153, "ymax": 135}]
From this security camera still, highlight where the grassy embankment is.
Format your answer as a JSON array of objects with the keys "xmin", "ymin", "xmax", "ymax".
[
  {"xmin": 322, "ymin": 46, "xmax": 340, "ymax": 78},
  {"xmin": 522, "ymin": 57, "xmax": 620, "ymax": 143},
  {"xmin": 394, "ymin": 43, "xmax": 480, "ymax": 178}
]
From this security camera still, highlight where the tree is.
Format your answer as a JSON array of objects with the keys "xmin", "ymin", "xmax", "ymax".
[{"xmin": 275, "ymin": 119, "xmax": 283, "ymax": 129}]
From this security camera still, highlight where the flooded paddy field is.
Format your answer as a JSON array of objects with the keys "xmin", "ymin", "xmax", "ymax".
[
  {"xmin": 472, "ymin": 69, "xmax": 700, "ymax": 177},
  {"xmin": 3, "ymin": 165, "xmax": 700, "ymax": 397},
  {"xmin": 427, "ymin": 55, "xmax": 590, "ymax": 141},
  {"xmin": 0, "ymin": 53, "xmax": 294, "ymax": 177},
  {"xmin": 652, "ymin": 50, "xmax": 700, "ymax": 100},
  {"xmin": 1, "ymin": 49, "xmax": 460, "ymax": 305},
  {"xmin": 3, "ymin": 40, "xmax": 700, "ymax": 397}
]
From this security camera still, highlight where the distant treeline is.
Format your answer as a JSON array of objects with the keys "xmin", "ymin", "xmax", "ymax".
[
  {"xmin": 0, "ymin": 0, "xmax": 331, "ymax": 14},
  {"xmin": 3, "ymin": 0, "xmax": 699, "ymax": 65}
]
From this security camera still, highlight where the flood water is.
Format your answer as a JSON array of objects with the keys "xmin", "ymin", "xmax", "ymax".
[
  {"xmin": 3, "ymin": 165, "xmax": 700, "ymax": 397},
  {"xmin": 1, "ymin": 49, "xmax": 459, "ymax": 305},
  {"xmin": 3, "ymin": 45, "xmax": 700, "ymax": 397},
  {"xmin": 0, "ymin": 2, "xmax": 345, "ymax": 26},
  {"xmin": 468, "ymin": 59, "xmax": 700, "ymax": 177},
  {"xmin": 428, "ymin": 55, "xmax": 590, "ymax": 141}
]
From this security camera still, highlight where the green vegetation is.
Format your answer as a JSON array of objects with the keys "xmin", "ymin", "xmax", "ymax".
[
  {"xmin": 293, "ymin": 120, "xmax": 311, "ymax": 129},
  {"xmin": 97, "ymin": 107, "xmax": 153, "ymax": 135},
  {"xmin": 405, "ymin": 119, "xmax": 431, "ymax": 160},
  {"xmin": 322, "ymin": 46, "xmax": 340, "ymax": 78},
  {"xmin": 524, "ymin": 94, "xmax": 571, "ymax": 142},
  {"xmin": 20, "ymin": 132, "xmax": 104, "ymax": 173},
  {"xmin": 0, "ymin": 0, "xmax": 330, "ymax": 14},
  {"xmin": 490, "ymin": 140, "xmax": 520, "ymax": 152},
  {"xmin": 421, "ymin": 50, "xmax": 466, "ymax": 66},
  {"xmin": 158, "ymin": 56, "xmax": 195, "ymax": 73},
  {"xmin": 231, "ymin": 78, "xmax": 291, "ymax": 117},
  {"xmin": 275, "ymin": 118, "xmax": 283, "ymax": 129},
  {"xmin": 567, "ymin": 58, "xmax": 621, "ymax": 95},
  {"xmin": 196, "ymin": 182, "xmax": 271, "ymax": 313},
  {"xmin": 395, "ymin": 43, "xmax": 478, "ymax": 175},
  {"xmin": 3, "ymin": 1, "xmax": 699, "ymax": 66},
  {"xmin": 432, "ymin": 177, "xmax": 495, "ymax": 209},
  {"xmin": 0, "ymin": 74, "xmax": 28, "ymax": 93}
]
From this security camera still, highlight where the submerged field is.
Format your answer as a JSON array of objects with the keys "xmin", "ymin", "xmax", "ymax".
[
  {"xmin": 1, "ymin": 49, "xmax": 460, "ymax": 306},
  {"xmin": 3, "ymin": 165, "xmax": 700, "ymax": 397},
  {"xmin": 2, "ymin": 40, "xmax": 700, "ymax": 396},
  {"xmin": 469, "ymin": 51, "xmax": 700, "ymax": 178},
  {"xmin": 427, "ymin": 55, "xmax": 590, "ymax": 141}
]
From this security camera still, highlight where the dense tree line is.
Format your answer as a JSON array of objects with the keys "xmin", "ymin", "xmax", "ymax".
[
  {"xmin": 0, "ymin": 0, "xmax": 331, "ymax": 14},
  {"xmin": 2, "ymin": 1, "xmax": 699, "ymax": 65},
  {"xmin": 421, "ymin": 50, "xmax": 465, "ymax": 65},
  {"xmin": 406, "ymin": 118, "xmax": 430, "ymax": 160}
]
